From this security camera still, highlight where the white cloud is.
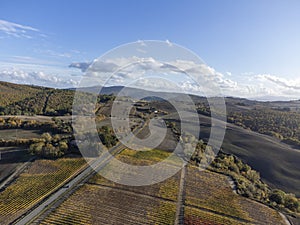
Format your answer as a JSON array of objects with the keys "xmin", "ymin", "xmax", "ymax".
[
  {"xmin": 69, "ymin": 62, "xmax": 91, "ymax": 72},
  {"xmin": 136, "ymin": 48, "xmax": 147, "ymax": 54},
  {"xmin": 0, "ymin": 68, "xmax": 79, "ymax": 88},
  {"xmin": 0, "ymin": 19, "xmax": 39, "ymax": 38},
  {"xmin": 10, "ymin": 56, "xmax": 292, "ymax": 100},
  {"xmin": 132, "ymin": 78, "xmax": 178, "ymax": 92},
  {"xmin": 166, "ymin": 39, "xmax": 173, "ymax": 46},
  {"xmin": 6, "ymin": 56, "xmax": 62, "ymax": 67},
  {"xmin": 34, "ymin": 49, "xmax": 75, "ymax": 59},
  {"xmin": 45, "ymin": 50, "xmax": 72, "ymax": 58},
  {"xmin": 137, "ymin": 40, "xmax": 147, "ymax": 46},
  {"xmin": 255, "ymin": 74, "xmax": 300, "ymax": 90},
  {"xmin": 72, "ymin": 57, "xmax": 239, "ymax": 97}
]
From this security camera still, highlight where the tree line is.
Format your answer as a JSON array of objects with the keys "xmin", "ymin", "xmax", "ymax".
[{"xmin": 190, "ymin": 141, "xmax": 300, "ymax": 214}]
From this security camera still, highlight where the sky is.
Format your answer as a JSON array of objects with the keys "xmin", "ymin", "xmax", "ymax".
[{"xmin": 0, "ymin": 0, "xmax": 300, "ymax": 100}]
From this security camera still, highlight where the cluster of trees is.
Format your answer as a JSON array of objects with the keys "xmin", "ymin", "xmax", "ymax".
[
  {"xmin": 0, "ymin": 81, "xmax": 42, "ymax": 108},
  {"xmin": 269, "ymin": 189, "xmax": 299, "ymax": 212},
  {"xmin": 210, "ymin": 152, "xmax": 269, "ymax": 201},
  {"xmin": 190, "ymin": 146, "xmax": 300, "ymax": 213},
  {"xmin": 227, "ymin": 109, "xmax": 300, "ymax": 148},
  {"xmin": 0, "ymin": 117, "xmax": 72, "ymax": 134},
  {"xmin": 197, "ymin": 102, "xmax": 300, "ymax": 148},
  {"xmin": 0, "ymin": 117, "xmax": 23, "ymax": 128},
  {"xmin": 0, "ymin": 81, "xmax": 120, "ymax": 116},
  {"xmin": 50, "ymin": 117, "xmax": 73, "ymax": 134},
  {"xmin": 0, "ymin": 90, "xmax": 75, "ymax": 116},
  {"xmin": 71, "ymin": 126, "xmax": 118, "ymax": 157},
  {"xmin": 29, "ymin": 133, "xmax": 70, "ymax": 158},
  {"xmin": 0, "ymin": 117, "xmax": 74, "ymax": 152},
  {"xmin": 0, "ymin": 138, "xmax": 39, "ymax": 147},
  {"xmin": 190, "ymin": 139, "xmax": 215, "ymax": 167},
  {"xmin": 97, "ymin": 94, "xmax": 115, "ymax": 103},
  {"xmin": 0, "ymin": 91, "xmax": 48, "ymax": 115},
  {"xmin": 44, "ymin": 90, "xmax": 74, "ymax": 116},
  {"xmin": 196, "ymin": 102, "xmax": 211, "ymax": 116},
  {"xmin": 97, "ymin": 126, "xmax": 118, "ymax": 148},
  {"xmin": 0, "ymin": 119, "xmax": 117, "ymax": 158}
]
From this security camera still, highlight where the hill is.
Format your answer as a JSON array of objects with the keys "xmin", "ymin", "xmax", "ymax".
[{"xmin": 1, "ymin": 80, "xmax": 299, "ymax": 196}]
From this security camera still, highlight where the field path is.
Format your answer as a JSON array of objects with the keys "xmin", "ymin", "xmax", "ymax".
[
  {"xmin": 42, "ymin": 91, "xmax": 53, "ymax": 115},
  {"xmin": 174, "ymin": 165, "xmax": 186, "ymax": 225}
]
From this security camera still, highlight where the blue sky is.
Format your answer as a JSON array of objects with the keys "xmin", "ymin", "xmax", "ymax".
[{"xmin": 0, "ymin": 0, "xmax": 300, "ymax": 100}]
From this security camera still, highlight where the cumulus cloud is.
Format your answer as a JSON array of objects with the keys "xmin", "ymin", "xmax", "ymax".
[
  {"xmin": 0, "ymin": 19, "xmax": 40, "ymax": 38},
  {"xmin": 65, "ymin": 57, "xmax": 300, "ymax": 100},
  {"xmin": 132, "ymin": 78, "xmax": 178, "ymax": 92},
  {"xmin": 0, "ymin": 69, "xmax": 79, "ymax": 88},
  {"xmin": 72, "ymin": 57, "xmax": 237, "ymax": 95},
  {"xmin": 69, "ymin": 62, "xmax": 91, "ymax": 72}
]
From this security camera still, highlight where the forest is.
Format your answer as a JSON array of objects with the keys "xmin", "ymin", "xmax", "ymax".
[
  {"xmin": 228, "ymin": 108, "xmax": 300, "ymax": 148},
  {"xmin": 195, "ymin": 98, "xmax": 300, "ymax": 149}
]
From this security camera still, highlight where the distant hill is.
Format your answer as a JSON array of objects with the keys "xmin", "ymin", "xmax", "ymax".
[
  {"xmin": 0, "ymin": 81, "xmax": 185, "ymax": 116},
  {"xmin": 0, "ymin": 81, "xmax": 46, "ymax": 108},
  {"xmin": 0, "ymin": 81, "xmax": 73, "ymax": 116}
]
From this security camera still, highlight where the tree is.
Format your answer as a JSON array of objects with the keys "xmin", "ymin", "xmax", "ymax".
[
  {"xmin": 29, "ymin": 142, "xmax": 44, "ymax": 155},
  {"xmin": 269, "ymin": 189, "xmax": 285, "ymax": 205},
  {"xmin": 284, "ymin": 194, "xmax": 300, "ymax": 212},
  {"xmin": 59, "ymin": 141, "xmax": 68, "ymax": 153},
  {"xmin": 42, "ymin": 132, "xmax": 52, "ymax": 142}
]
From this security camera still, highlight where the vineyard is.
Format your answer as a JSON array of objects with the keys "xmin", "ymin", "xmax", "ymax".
[
  {"xmin": 89, "ymin": 169, "xmax": 180, "ymax": 202},
  {"xmin": 116, "ymin": 148, "xmax": 172, "ymax": 165},
  {"xmin": 0, "ymin": 146, "xmax": 292, "ymax": 224},
  {"xmin": 39, "ymin": 184, "xmax": 177, "ymax": 225},
  {"xmin": 32, "ymin": 150, "xmax": 289, "ymax": 225},
  {"xmin": 184, "ymin": 166, "xmax": 286, "ymax": 225},
  {"xmin": 185, "ymin": 166, "xmax": 252, "ymax": 221},
  {"xmin": 184, "ymin": 206, "xmax": 248, "ymax": 225},
  {"xmin": 0, "ymin": 157, "xmax": 86, "ymax": 224},
  {"xmin": 36, "ymin": 149, "xmax": 180, "ymax": 224}
]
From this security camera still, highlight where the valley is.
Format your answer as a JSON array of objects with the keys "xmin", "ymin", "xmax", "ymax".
[{"xmin": 0, "ymin": 81, "xmax": 299, "ymax": 224}]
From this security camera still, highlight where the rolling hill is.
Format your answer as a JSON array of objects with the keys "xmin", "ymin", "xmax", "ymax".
[{"xmin": 0, "ymin": 80, "xmax": 299, "ymax": 197}]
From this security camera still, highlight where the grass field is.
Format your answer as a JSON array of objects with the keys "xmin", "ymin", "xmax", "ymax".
[
  {"xmin": 0, "ymin": 147, "xmax": 31, "ymax": 183},
  {"xmin": 0, "ymin": 129, "xmax": 42, "ymax": 140},
  {"xmin": 0, "ymin": 156, "xmax": 86, "ymax": 224}
]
